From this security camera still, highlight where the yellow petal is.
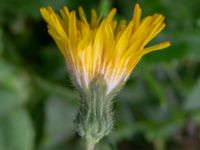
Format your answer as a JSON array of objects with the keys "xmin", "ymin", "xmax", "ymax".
[
  {"xmin": 142, "ymin": 41, "xmax": 171, "ymax": 55},
  {"xmin": 79, "ymin": 7, "xmax": 88, "ymax": 24},
  {"xmin": 106, "ymin": 8, "xmax": 117, "ymax": 22},
  {"xmin": 132, "ymin": 3, "xmax": 142, "ymax": 30},
  {"xmin": 68, "ymin": 11, "xmax": 77, "ymax": 49},
  {"xmin": 91, "ymin": 9, "xmax": 98, "ymax": 28}
]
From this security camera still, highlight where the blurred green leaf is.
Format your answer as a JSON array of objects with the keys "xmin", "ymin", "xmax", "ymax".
[
  {"xmin": 0, "ymin": 108, "xmax": 34, "ymax": 150},
  {"xmin": 0, "ymin": 59, "xmax": 32, "ymax": 104},
  {"xmin": 0, "ymin": 90, "xmax": 20, "ymax": 116},
  {"xmin": 144, "ymin": 120, "xmax": 183, "ymax": 141},
  {"xmin": 183, "ymin": 78, "xmax": 200, "ymax": 111},
  {"xmin": 38, "ymin": 97, "xmax": 77, "ymax": 150},
  {"xmin": 34, "ymin": 76, "xmax": 78, "ymax": 104}
]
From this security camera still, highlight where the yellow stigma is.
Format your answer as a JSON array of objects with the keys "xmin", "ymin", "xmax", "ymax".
[{"xmin": 40, "ymin": 4, "xmax": 170, "ymax": 92}]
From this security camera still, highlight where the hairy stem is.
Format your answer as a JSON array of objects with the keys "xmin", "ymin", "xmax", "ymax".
[{"xmin": 86, "ymin": 139, "xmax": 95, "ymax": 150}]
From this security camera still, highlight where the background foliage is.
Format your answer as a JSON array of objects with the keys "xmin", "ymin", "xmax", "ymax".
[{"xmin": 0, "ymin": 0, "xmax": 200, "ymax": 149}]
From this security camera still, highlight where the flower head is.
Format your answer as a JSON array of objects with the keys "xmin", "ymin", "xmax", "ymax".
[
  {"xmin": 40, "ymin": 4, "xmax": 171, "ymax": 148},
  {"xmin": 40, "ymin": 4, "xmax": 170, "ymax": 94}
]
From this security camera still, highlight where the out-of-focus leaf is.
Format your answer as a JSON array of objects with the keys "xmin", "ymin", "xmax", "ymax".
[
  {"xmin": 0, "ymin": 59, "xmax": 32, "ymax": 104},
  {"xmin": 0, "ymin": 108, "xmax": 34, "ymax": 150},
  {"xmin": 110, "ymin": 122, "xmax": 141, "ymax": 142},
  {"xmin": 34, "ymin": 76, "xmax": 78, "ymax": 104},
  {"xmin": 182, "ymin": 30, "xmax": 200, "ymax": 58},
  {"xmin": 183, "ymin": 78, "xmax": 200, "ymax": 111},
  {"xmin": 0, "ymin": 90, "xmax": 20, "ymax": 116},
  {"xmin": 38, "ymin": 97, "xmax": 77, "ymax": 150},
  {"xmin": 144, "ymin": 120, "xmax": 183, "ymax": 141},
  {"xmin": 171, "ymin": 30, "xmax": 200, "ymax": 59}
]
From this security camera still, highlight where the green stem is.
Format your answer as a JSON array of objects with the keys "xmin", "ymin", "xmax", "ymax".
[
  {"xmin": 86, "ymin": 137, "xmax": 97, "ymax": 150},
  {"xmin": 87, "ymin": 141, "xmax": 95, "ymax": 150}
]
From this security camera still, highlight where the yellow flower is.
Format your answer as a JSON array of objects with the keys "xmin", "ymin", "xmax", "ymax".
[{"xmin": 40, "ymin": 4, "xmax": 170, "ymax": 93}]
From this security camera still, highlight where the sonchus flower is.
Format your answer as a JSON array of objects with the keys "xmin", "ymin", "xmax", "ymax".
[{"xmin": 40, "ymin": 4, "xmax": 170, "ymax": 150}]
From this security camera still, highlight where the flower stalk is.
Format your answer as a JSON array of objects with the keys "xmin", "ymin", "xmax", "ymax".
[
  {"xmin": 86, "ymin": 136, "xmax": 97, "ymax": 150},
  {"xmin": 87, "ymin": 143, "xmax": 95, "ymax": 150}
]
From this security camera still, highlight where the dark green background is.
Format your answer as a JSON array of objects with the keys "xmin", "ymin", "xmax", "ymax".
[{"xmin": 0, "ymin": 0, "xmax": 200, "ymax": 149}]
